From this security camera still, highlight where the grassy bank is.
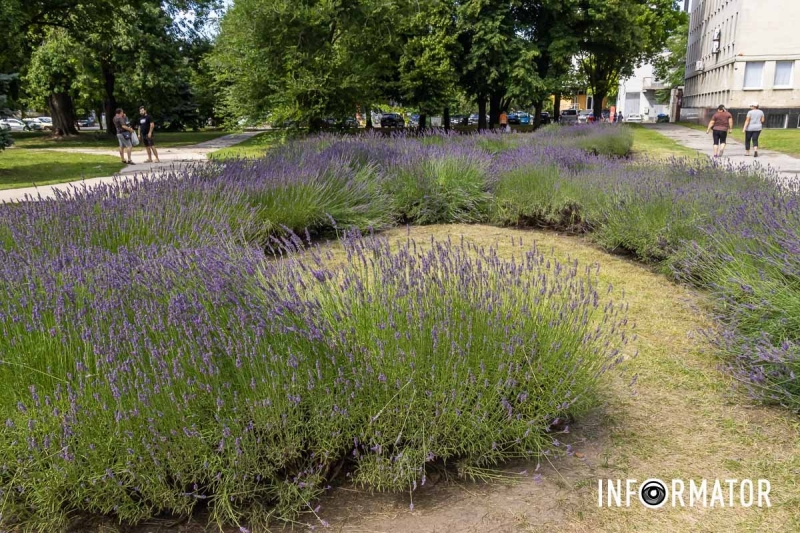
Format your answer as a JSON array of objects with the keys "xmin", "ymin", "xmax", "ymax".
[
  {"xmin": 0, "ymin": 149, "xmax": 124, "ymax": 190},
  {"xmin": 628, "ymin": 123, "xmax": 702, "ymax": 159}
]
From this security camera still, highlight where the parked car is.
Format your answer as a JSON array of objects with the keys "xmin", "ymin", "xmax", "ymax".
[
  {"xmin": 518, "ymin": 112, "xmax": 531, "ymax": 125},
  {"xmin": 450, "ymin": 115, "xmax": 468, "ymax": 126},
  {"xmin": 578, "ymin": 110, "xmax": 595, "ymax": 124},
  {"xmin": 408, "ymin": 114, "xmax": 420, "ymax": 127},
  {"xmin": 77, "ymin": 117, "xmax": 95, "ymax": 127},
  {"xmin": 0, "ymin": 118, "xmax": 28, "ymax": 131},
  {"xmin": 507, "ymin": 112, "xmax": 520, "ymax": 125},
  {"xmin": 559, "ymin": 109, "xmax": 578, "ymax": 124},
  {"xmin": 625, "ymin": 113, "xmax": 644, "ymax": 123},
  {"xmin": 538, "ymin": 112, "xmax": 550, "ymax": 125},
  {"xmin": 468, "ymin": 113, "xmax": 488, "ymax": 126},
  {"xmin": 380, "ymin": 113, "xmax": 404, "ymax": 128},
  {"xmin": 23, "ymin": 119, "xmax": 44, "ymax": 131}
]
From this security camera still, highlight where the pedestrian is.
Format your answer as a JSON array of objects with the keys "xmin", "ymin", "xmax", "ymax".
[
  {"xmin": 113, "ymin": 108, "xmax": 135, "ymax": 164},
  {"xmin": 138, "ymin": 105, "xmax": 160, "ymax": 163},
  {"xmin": 499, "ymin": 110, "xmax": 510, "ymax": 132},
  {"xmin": 616, "ymin": 112, "xmax": 623, "ymax": 123},
  {"xmin": 705, "ymin": 104, "xmax": 733, "ymax": 158},
  {"xmin": 743, "ymin": 102, "xmax": 765, "ymax": 158}
]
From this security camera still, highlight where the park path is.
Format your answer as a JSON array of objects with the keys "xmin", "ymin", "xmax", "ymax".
[
  {"xmin": 644, "ymin": 123, "xmax": 800, "ymax": 184},
  {"xmin": 0, "ymin": 131, "xmax": 260, "ymax": 203}
]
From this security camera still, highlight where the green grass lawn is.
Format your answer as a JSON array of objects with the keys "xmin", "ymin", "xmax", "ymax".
[
  {"xmin": 11, "ymin": 130, "xmax": 232, "ymax": 150},
  {"xmin": 208, "ymin": 130, "xmax": 298, "ymax": 160},
  {"xmin": 628, "ymin": 123, "xmax": 702, "ymax": 160},
  {"xmin": 679, "ymin": 121, "xmax": 800, "ymax": 157},
  {"xmin": 0, "ymin": 149, "xmax": 124, "ymax": 190}
]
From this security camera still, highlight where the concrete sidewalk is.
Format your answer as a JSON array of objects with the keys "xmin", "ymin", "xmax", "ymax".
[
  {"xmin": 643, "ymin": 123, "xmax": 800, "ymax": 183},
  {"xmin": 0, "ymin": 131, "xmax": 260, "ymax": 203}
]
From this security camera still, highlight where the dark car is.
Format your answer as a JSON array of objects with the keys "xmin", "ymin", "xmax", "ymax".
[
  {"xmin": 380, "ymin": 113, "xmax": 404, "ymax": 128},
  {"xmin": 507, "ymin": 112, "xmax": 520, "ymax": 125},
  {"xmin": 450, "ymin": 115, "xmax": 468, "ymax": 126},
  {"xmin": 77, "ymin": 118, "xmax": 94, "ymax": 127},
  {"xmin": 538, "ymin": 112, "xmax": 550, "ymax": 125}
]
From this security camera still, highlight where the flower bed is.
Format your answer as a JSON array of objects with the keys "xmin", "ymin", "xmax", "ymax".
[{"xmin": 2, "ymin": 124, "xmax": 798, "ymax": 529}]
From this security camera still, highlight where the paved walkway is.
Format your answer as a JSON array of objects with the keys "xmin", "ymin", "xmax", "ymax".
[
  {"xmin": 0, "ymin": 131, "xmax": 260, "ymax": 203},
  {"xmin": 643, "ymin": 123, "xmax": 800, "ymax": 184}
]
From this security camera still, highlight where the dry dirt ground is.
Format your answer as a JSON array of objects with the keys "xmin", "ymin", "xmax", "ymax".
[{"xmin": 73, "ymin": 225, "xmax": 800, "ymax": 533}]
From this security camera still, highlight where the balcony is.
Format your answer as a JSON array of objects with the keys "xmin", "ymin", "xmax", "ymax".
[{"xmin": 643, "ymin": 77, "xmax": 669, "ymax": 90}]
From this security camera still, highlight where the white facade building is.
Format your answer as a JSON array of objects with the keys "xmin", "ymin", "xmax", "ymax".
[
  {"xmin": 616, "ymin": 63, "xmax": 671, "ymax": 121},
  {"xmin": 683, "ymin": 0, "xmax": 800, "ymax": 127}
]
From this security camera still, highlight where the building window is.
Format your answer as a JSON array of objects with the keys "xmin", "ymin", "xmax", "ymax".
[
  {"xmin": 766, "ymin": 114, "xmax": 788, "ymax": 129},
  {"xmin": 743, "ymin": 62, "xmax": 764, "ymax": 89},
  {"xmin": 774, "ymin": 61, "xmax": 794, "ymax": 88}
]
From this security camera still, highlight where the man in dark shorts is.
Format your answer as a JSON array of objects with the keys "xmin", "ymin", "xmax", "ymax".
[
  {"xmin": 706, "ymin": 104, "xmax": 733, "ymax": 158},
  {"xmin": 113, "ymin": 108, "xmax": 135, "ymax": 164},
  {"xmin": 138, "ymin": 105, "xmax": 160, "ymax": 163}
]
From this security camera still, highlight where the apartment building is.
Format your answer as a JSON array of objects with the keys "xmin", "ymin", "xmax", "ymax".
[
  {"xmin": 683, "ymin": 0, "xmax": 800, "ymax": 128},
  {"xmin": 616, "ymin": 63, "xmax": 671, "ymax": 121}
]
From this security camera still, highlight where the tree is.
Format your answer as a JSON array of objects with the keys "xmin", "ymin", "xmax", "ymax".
[
  {"xmin": 397, "ymin": 1, "xmax": 460, "ymax": 129},
  {"xmin": 576, "ymin": 0, "xmax": 682, "ymax": 119},
  {"xmin": 653, "ymin": 12, "xmax": 688, "ymax": 104},
  {"xmin": 213, "ymin": 0, "xmax": 402, "ymax": 129},
  {"xmin": 0, "ymin": 74, "xmax": 17, "ymax": 151},
  {"xmin": 23, "ymin": 29, "xmax": 98, "ymax": 135}
]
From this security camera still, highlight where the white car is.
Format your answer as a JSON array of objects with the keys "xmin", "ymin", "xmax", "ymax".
[
  {"xmin": 577, "ymin": 110, "xmax": 595, "ymax": 123},
  {"xmin": 0, "ymin": 118, "xmax": 27, "ymax": 131},
  {"xmin": 625, "ymin": 114, "xmax": 644, "ymax": 123}
]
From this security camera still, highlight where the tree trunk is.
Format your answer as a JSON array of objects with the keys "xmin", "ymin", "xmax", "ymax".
[
  {"xmin": 533, "ymin": 100, "xmax": 543, "ymax": 128},
  {"xmin": 443, "ymin": 106, "xmax": 450, "ymax": 132},
  {"xmin": 489, "ymin": 92, "xmax": 501, "ymax": 129},
  {"xmin": 593, "ymin": 93, "xmax": 605, "ymax": 122},
  {"xmin": 418, "ymin": 113, "xmax": 426, "ymax": 132},
  {"xmin": 553, "ymin": 92, "xmax": 561, "ymax": 123},
  {"xmin": 477, "ymin": 97, "xmax": 487, "ymax": 130},
  {"xmin": 102, "ymin": 62, "xmax": 117, "ymax": 136},
  {"xmin": 48, "ymin": 92, "xmax": 79, "ymax": 136}
]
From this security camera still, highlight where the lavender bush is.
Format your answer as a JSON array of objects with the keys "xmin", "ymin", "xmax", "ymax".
[{"xmin": 0, "ymin": 232, "xmax": 628, "ymax": 529}]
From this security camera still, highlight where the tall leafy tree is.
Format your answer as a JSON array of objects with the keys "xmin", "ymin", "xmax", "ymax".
[
  {"xmin": 576, "ymin": 0, "xmax": 682, "ymax": 118},
  {"xmin": 213, "ymin": 0, "xmax": 402, "ymax": 129},
  {"xmin": 653, "ymin": 12, "xmax": 688, "ymax": 104},
  {"xmin": 396, "ymin": 0, "xmax": 460, "ymax": 129}
]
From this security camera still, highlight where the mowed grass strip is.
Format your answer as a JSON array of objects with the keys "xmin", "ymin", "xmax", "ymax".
[
  {"xmin": 0, "ymin": 149, "xmax": 124, "ymax": 190},
  {"xmin": 679, "ymin": 121, "xmax": 800, "ymax": 157},
  {"xmin": 11, "ymin": 130, "xmax": 231, "ymax": 150},
  {"xmin": 314, "ymin": 224, "xmax": 800, "ymax": 533},
  {"xmin": 629, "ymin": 123, "xmax": 703, "ymax": 160},
  {"xmin": 208, "ymin": 130, "xmax": 300, "ymax": 160}
]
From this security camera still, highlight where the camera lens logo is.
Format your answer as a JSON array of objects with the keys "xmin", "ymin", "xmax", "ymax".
[{"xmin": 639, "ymin": 479, "xmax": 668, "ymax": 509}]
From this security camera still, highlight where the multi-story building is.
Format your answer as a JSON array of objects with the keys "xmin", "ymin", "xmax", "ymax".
[
  {"xmin": 682, "ymin": 0, "xmax": 800, "ymax": 128},
  {"xmin": 616, "ymin": 63, "xmax": 671, "ymax": 121}
]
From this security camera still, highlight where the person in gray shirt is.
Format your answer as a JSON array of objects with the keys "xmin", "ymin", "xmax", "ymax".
[{"xmin": 743, "ymin": 102, "xmax": 765, "ymax": 158}]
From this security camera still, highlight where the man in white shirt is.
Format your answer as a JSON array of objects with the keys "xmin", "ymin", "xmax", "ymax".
[{"xmin": 742, "ymin": 102, "xmax": 765, "ymax": 158}]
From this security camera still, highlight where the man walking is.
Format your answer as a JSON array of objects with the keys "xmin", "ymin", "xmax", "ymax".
[
  {"xmin": 138, "ymin": 106, "xmax": 160, "ymax": 163},
  {"xmin": 743, "ymin": 102, "xmax": 765, "ymax": 158},
  {"xmin": 113, "ymin": 108, "xmax": 135, "ymax": 164},
  {"xmin": 706, "ymin": 104, "xmax": 733, "ymax": 157}
]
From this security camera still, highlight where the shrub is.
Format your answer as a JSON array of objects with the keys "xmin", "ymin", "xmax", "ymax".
[{"xmin": 0, "ymin": 235, "xmax": 628, "ymax": 528}]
